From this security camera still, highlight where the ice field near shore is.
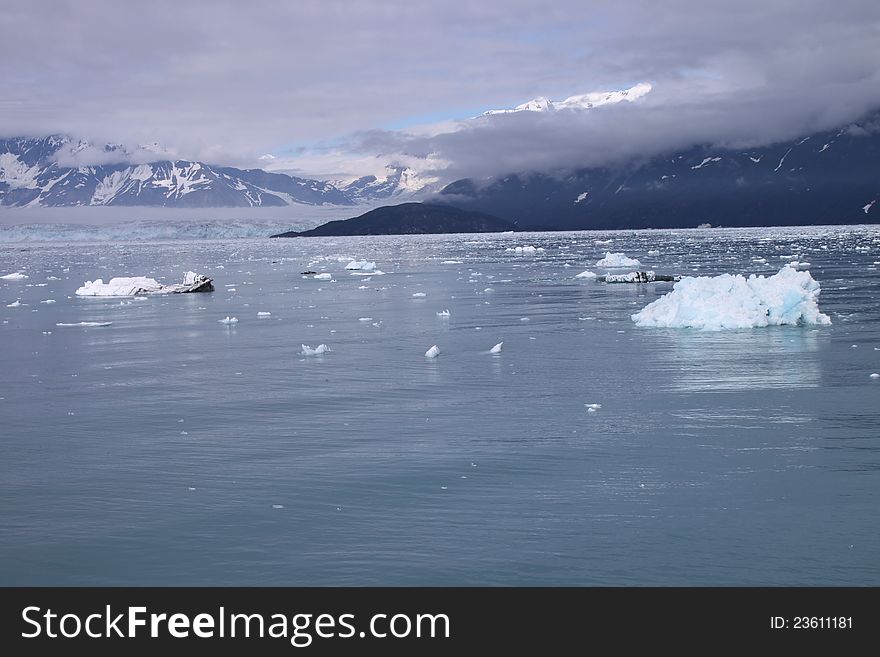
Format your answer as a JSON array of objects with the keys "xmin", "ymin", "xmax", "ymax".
[{"xmin": 1, "ymin": 224, "xmax": 879, "ymax": 586}]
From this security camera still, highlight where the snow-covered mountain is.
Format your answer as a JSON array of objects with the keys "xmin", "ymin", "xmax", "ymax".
[
  {"xmin": 0, "ymin": 136, "xmax": 360, "ymax": 208},
  {"xmin": 335, "ymin": 166, "xmax": 437, "ymax": 202},
  {"xmin": 438, "ymin": 114, "xmax": 880, "ymax": 229},
  {"xmin": 483, "ymin": 82, "xmax": 652, "ymax": 116}
]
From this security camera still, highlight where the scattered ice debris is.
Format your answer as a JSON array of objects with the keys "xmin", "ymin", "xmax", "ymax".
[
  {"xmin": 218, "ymin": 316, "xmax": 239, "ymax": 324},
  {"xmin": 1, "ymin": 272, "xmax": 28, "ymax": 280},
  {"xmin": 301, "ymin": 344, "xmax": 330, "ymax": 355},
  {"xmin": 412, "ymin": 292, "xmax": 427, "ymax": 298},
  {"xmin": 6, "ymin": 300, "xmax": 22, "ymax": 307},
  {"xmin": 436, "ymin": 309, "xmax": 450, "ymax": 317},
  {"xmin": 257, "ymin": 312, "xmax": 271, "ymax": 318},
  {"xmin": 596, "ymin": 252, "xmax": 641, "ymax": 268},
  {"xmin": 425, "ymin": 345, "xmax": 441, "ymax": 359},
  {"xmin": 358, "ymin": 317, "xmax": 373, "ymax": 322},
  {"xmin": 585, "ymin": 403, "xmax": 602, "ymax": 413},
  {"xmin": 76, "ymin": 272, "xmax": 213, "ymax": 296},
  {"xmin": 313, "ymin": 273, "xmax": 332, "ymax": 281},
  {"xmin": 489, "ymin": 342, "xmax": 503, "ymax": 354},
  {"xmin": 56, "ymin": 321, "xmax": 113, "ymax": 327},
  {"xmin": 631, "ymin": 267, "xmax": 831, "ymax": 330},
  {"xmin": 506, "ymin": 245, "xmax": 542, "ymax": 254},
  {"xmin": 575, "ymin": 270, "xmax": 598, "ymax": 279},
  {"xmin": 345, "ymin": 260, "xmax": 376, "ymax": 271}
]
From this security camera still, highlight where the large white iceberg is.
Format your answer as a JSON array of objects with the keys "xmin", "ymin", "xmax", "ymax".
[
  {"xmin": 631, "ymin": 267, "xmax": 831, "ymax": 330},
  {"xmin": 345, "ymin": 260, "xmax": 376, "ymax": 271},
  {"xmin": 76, "ymin": 271, "xmax": 213, "ymax": 296},
  {"xmin": 596, "ymin": 252, "xmax": 641, "ymax": 268}
]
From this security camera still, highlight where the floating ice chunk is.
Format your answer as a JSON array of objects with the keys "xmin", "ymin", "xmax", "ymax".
[
  {"xmin": 425, "ymin": 345, "xmax": 441, "ymax": 358},
  {"xmin": 594, "ymin": 239, "xmax": 613, "ymax": 245},
  {"xmin": 441, "ymin": 260, "xmax": 463, "ymax": 264},
  {"xmin": 507, "ymin": 245, "xmax": 538, "ymax": 254},
  {"xmin": 345, "ymin": 260, "xmax": 376, "ymax": 271},
  {"xmin": 596, "ymin": 252, "xmax": 641, "ymax": 268},
  {"xmin": 6, "ymin": 300, "xmax": 21, "ymax": 307},
  {"xmin": 218, "ymin": 316, "xmax": 239, "ymax": 324},
  {"xmin": 575, "ymin": 270, "xmax": 597, "ymax": 279},
  {"xmin": 412, "ymin": 292, "xmax": 427, "ymax": 298},
  {"xmin": 870, "ymin": 373, "xmax": 880, "ymax": 379},
  {"xmin": 483, "ymin": 287, "xmax": 494, "ymax": 293},
  {"xmin": 585, "ymin": 403, "xmax": 602, "ymax": 410},
  {"xmin": 301, "ymin": 344, "xmax": 330, "ymax": 355},
  {"xmin": 647, "ymin": 250, "xmax": 660, "ymax": 256},
  {"xmin": 1, "ymin": 272, "xmax": 28, "ymax": 280},
  {"xmin": 436, "ymin": 309, "xmax": 450, "ymax": 317},
  {"xmin": 632, "ymin": 267, "xmax": 831, "ymax": 330},
  {"xmin": 56, "ymin": 321, "xmax": 112, "ymax": 327},
  {"xmin": 41, "ymin": 299, "xmax": 56, "ymax": 304},
  {"xmin": 489, "ymin": 342, "xmax": 503, "ymax": 354},
  {"xmin": 350, "ymin": 270, "xmax": 384, "ymax": 276},
  {"xmin": 272, "ymin": 504, "xmax": 284, "ymax": 509},
  {"xmin": 313, "ymin": 273, "xmax": 332, "ymax": 280},
  {"xmin": 257, "ymin": 312, "xmax": 271, "ymax": 317}
]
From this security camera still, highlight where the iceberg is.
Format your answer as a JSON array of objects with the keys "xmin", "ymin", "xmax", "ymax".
[
  {"xmin": 313, "ymin": 273, "xmax": 332, "ymax": 281},
  {"xmin": 218, "ymin": 316, "xmax": 238, "ymax": 324},
  {"xmin": 425, "ymin": 345, "xmax": 441, "ymax": 358},
  {"xmin": 76, "ymin": 271, "xmax": 213, "ymax": 296},
  {"xmin": 1, "ymin": 272, "xmax": 28, "ymax": 280},
  {"xmin": 345, "ymin": 260, "xmax": 376, "ymax": 271},
  {"xmin": 436, "ymin": 309, "xmax": 450, "ymax": 317},
  {"xmin": 631, "ymin": 267, "xmax": 831, "ymax": 330},
  {"xmin": 489, "ymin": 342, "xmax": 503, "ymax": 354},
  {"xmin": 575, "ymin": 270, "xmax": 597, "ymax": 279},
  {"xmin": 596, "ymin": 252, "xmax": 641, "ymax": 268},
  {"xmin": 301, "ymin": 344, "xmax": 330, "ymax": 355}
]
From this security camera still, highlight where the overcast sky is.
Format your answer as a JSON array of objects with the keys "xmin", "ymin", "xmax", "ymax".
[{"xmin": 2, "ymin": 0, "xmax": 879, "ymax": 182}]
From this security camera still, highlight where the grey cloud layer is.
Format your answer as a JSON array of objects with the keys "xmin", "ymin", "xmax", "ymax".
[{"xmin": 2, "ymin": 0, "xmax": 879, "ymax": 178}]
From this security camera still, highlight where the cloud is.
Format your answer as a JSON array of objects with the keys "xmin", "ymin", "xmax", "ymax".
[{"xmin": 1, "ymin": 0, "xmax": 878, "ymax": 182}]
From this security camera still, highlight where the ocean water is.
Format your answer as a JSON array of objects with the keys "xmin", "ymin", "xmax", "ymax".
[{"xmin": 1, "ymin": 225, "xmax": 878, "ymax": 585}]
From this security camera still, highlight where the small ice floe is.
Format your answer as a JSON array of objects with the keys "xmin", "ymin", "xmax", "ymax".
[
  {"xmin": 585, "ymin": 403, "xmax": 602, "ymax": 413},
  {"xmin": 6, "ymin": 300, "xmax": 22, "ymax": 307},
  {"xmin": 870, "ymin": 373, "xmax": 880, "ymax": 379},
  {"xmin": 358, "ymin": 317, "xmax": 373, "ymax": 322},
  {"xmin": 575, "ymin": 271, "xmax": 598, "ymax": 279},
  {"xmin": 520, "ymin": 317, "xmax": 530, "ymax": 321},
  {"xmin": 47, "ymin": 276, "xmax": 60, "ymax": 281},
  {"xmin": 76, "ymin": 271, "xmax": 213, "ymax": 296},
  {"xmin": 1, "ymin": 272, "xmax": 28, "ymax": 280},
  {"xmin": 632, "ymin": 267, "xmax": 831, "ymax": 330},
  {"xmin": 218, "ymin": 316, "xmax": 239, "ymax": 324},
  {"xmin": 271, "ymin": 504, "xmax": 284, "ymax": 509},
  {"xmin": 56, "ymin": 321, "xmax": 112, "ymax": 327},
  {"xmin": 40, "ymin": 299, "xmax": 56, "ymax": 304},
  {"xmin": 507, "ymin": 245, "xmax": 541, "ymax": 254},
  {"xmin": 257, "ymin": 312, "xmax": 271, "ymax": 318},
  {"xmin": 752, "ymin": 257, "xmax": 768, "ymax": 264},
  {"xmin": 412, "ymin": 292, "xmax": 427, "ymax": 298},
  {"xmin": 596, "ymin": 252, "xmax": 641, "ymax": 268},
  {"xmin": 425, "ymin": 345, "xmax": 441, "ymax": 358},
  {"xmin": 313, "ymin": 273, "xmax": 332, "ymax": 281},
  {"xmin": 489, "ymin": 342, "xmax": 503, "ymax": 354},
  {"xmin": 647, "ymin": 250, "xmax": 660, "ymax": 256},
  {"xmin": 436, "ymin": 309, "xmax": 450, "ymax": 317},
  {"xmin": 483, "ymin": 287, "xmax": 494, "ymax": 293},
  {"xmin": 301, "ymin": 344, "xmax": 330, "ymax": 355},
  {"xmin": 345, "ymin": 260, "xmax": 376, "ymax": 271},
  {"xmin": 441, "ymin": 260, "xmax": 463, "ymax": 264}
]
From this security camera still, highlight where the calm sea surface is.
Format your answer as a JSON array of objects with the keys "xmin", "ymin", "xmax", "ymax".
[{"xmin": 1, "ymin": 226, "xmax": 878, "ymax": 585}]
